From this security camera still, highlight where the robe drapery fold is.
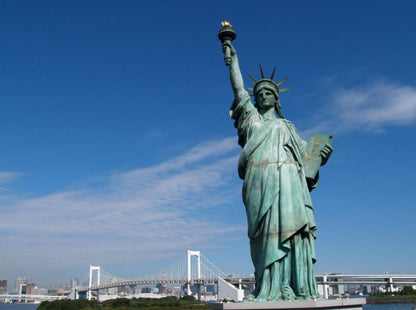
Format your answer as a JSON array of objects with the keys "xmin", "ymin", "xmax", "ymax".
[{"xmin": 230, "ymin": 93, "xmax": 319, "ymax": 301}]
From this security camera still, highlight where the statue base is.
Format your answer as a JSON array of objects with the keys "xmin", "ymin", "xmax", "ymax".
[{"xmin": 208, "ymin": 298, "xmax": 366, "ymax": 310}]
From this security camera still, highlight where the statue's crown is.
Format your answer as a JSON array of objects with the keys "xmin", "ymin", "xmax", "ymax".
[{"xmin": 246, "ymin": 65, "xmax": 290, "ymax": 97}]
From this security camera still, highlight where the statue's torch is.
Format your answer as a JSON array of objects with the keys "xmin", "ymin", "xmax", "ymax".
[{"xmin": 218, "ymin": 21, "xmax": 236, "ymax": 66}]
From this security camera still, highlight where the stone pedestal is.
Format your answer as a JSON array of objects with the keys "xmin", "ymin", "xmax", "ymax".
[{"xmin": 208, "ymin": 298, "xmax": 366, "ymax": 310}]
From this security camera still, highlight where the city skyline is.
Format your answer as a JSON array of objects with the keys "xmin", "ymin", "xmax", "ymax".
[{"xmin": 1, "ymin": 1, "xmax": 416, "ymax": 290}]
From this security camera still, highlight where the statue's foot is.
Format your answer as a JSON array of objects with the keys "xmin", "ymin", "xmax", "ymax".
[
  {"xmin": 254, "ymin": 296, "xmax": 267, "ymax": 302},
  {"xmin": 281, "ymin": 286, "xmax": 296, "ymax": 301},
  {"xmin": 243, "ymin": 294, "xmax": 255, "ymax": 303}
]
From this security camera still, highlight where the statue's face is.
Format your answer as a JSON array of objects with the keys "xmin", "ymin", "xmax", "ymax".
[{"xmin": 255, "ymin": 87, "xmax": 278, "ymax": 111}]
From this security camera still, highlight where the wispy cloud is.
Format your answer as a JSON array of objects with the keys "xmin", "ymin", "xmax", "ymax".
[
  {"xmin": 0, "ymin": 171, "xmax": 22, "ymax": 186},
  {"xmin": 0, "ymin": 137, "xmax": 243, "ymax": 281},
  {"xmin": 302, "ymin": 80, "xmax": 416, "ymax": 136},
  {"xmin": 0, "ymin": 171, "xmax": 23, "ymax": 201}
]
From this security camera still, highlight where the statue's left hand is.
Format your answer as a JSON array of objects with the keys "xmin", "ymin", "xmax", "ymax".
[
  {"xmin": 222, "ymin": 41, "xmax": 236, "ymax": 56},
  {"xmin": 222, "ymin": 41, "xmax": 237, "ymax": 66},
  {"xmin": 320, "ymin": 143, "xmax": 333, "ymax": 166}
]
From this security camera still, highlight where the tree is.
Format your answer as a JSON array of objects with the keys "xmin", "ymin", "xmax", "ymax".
[{"xmin": 400, "ymin": 286, "xmax": 416, "ymax": 295}]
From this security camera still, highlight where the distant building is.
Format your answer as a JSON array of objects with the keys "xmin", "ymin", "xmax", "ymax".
[
  {"xmin": 171, "ymin": 286, "xmax": 181, "ymax": 297},
  {"xmin": 0, "ymin": 278, "xmax": 7, "ymax": 294},
  {"xmin": 141, "ymin": 287, "xmax": 152, "ymax": 293},
  {"xmin": 34, "ymin": 288, "xmax": 48, "ymax": 295},
  {"xmin": 71, "ymin": 278, "xmax": 80, "ymax": 288},
  {"xmin": 155, "ymin": 283, "xmax": 167, "ymax": 294},
  {"xmin": 332, "ymin": 283, "xmax": 345, "ymax": 295},
  {"xmin": 205, "ymin": 284, "xmax": 216, "ymax": 293},
  {"xmin": 362, "ymin": 285, "xmax": 372, "ymax": 294},
  {"xmin": 105, "ymin": 277, "xmax": 118, "ymax": 295},
  {"xmin": 14, "ymin": 277, "xmax": 27, "ymax": 293},
  {"xmin": 130, "ymin": 285, "xmax": 139, "ymax": 294},
  {"xmin": 26, "ymin": 283, "xmax": 36, "ymax": 295}
]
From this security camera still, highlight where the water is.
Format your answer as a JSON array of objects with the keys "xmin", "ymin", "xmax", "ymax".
[
  {"xmin": 0, "ymin": 305, "xmax": 39, "ymax": 310},
  {"xmin": 1, "ymin": 302, "xmax": 416, "ymax": 310},
  {"xmin": 364, "ymin": 305, "xmax": 416, "ymax": 310}
]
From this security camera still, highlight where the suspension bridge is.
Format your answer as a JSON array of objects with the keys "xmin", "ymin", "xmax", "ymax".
[
  {"xmin": 73, "ymin": 250, "xmax": 416, "ymax": 302},
  {"xmin": 75, "ymin": 250, "xmax": 241, "ymax": 301}
]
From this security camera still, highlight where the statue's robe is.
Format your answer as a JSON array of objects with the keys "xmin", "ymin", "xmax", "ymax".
[{"xmin": 230, "ymin": 93, "xmax": 319, "ymax": 301}]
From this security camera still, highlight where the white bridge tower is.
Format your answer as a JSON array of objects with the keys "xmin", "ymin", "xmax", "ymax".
[
  {"xmin": 88, "ymin": 265, "xmax": 101, "ymax": 300},
  {"xmin": 186, "ymin": 250, "xmax": 201, "ymax": 296}
]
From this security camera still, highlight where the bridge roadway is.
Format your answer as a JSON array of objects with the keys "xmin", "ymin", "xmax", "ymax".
[
  {"xmin": 77, "ymin": 274, "xmax": 416, "ymax": 292},
  {"xmin": 77, "ymin": 278, "xmax": 219, "ymax": 292},
  {"xmin": 316, "ymin": 274, "xmax": 416, "ymax": 286}
]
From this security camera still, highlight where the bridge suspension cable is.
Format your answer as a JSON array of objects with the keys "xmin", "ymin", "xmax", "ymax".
[
  {"xmin": 142, "ymin": 250, "xmax": 227, "ymax": 281},
  {"xmin": 199, "ymin": 252, "xmax": 227, "ymax": 279},
  {"xmin": 79, "ymin": 250, "xmax": 229, "ymax": 293},
  {"xmin": 100, "ymin": 267, "xmax": 128, "ymax": 283}
]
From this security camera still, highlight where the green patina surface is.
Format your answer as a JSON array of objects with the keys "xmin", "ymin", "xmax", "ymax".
[{"xmin": 219, "ymin": 22, "xmax": 332, "ymax": 302}]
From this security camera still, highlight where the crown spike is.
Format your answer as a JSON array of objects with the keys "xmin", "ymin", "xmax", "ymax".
[
  {"xmin": 247, "ymin": 73, "xmax": 257, "ymax": 84},
  {"xmin": 276, "ymin": 77, "xmax": 288, "ymax": 87},
  {"xmin": 270, "ymin": 67, "xmax": 276, "ymax": 80},
  {"xmin": 248, "ymin": 67, "xmax": 290, "ymax": 95},
  {"xmin": 259, "ymin": 65, "xmax": 265, "ymax": 79}
]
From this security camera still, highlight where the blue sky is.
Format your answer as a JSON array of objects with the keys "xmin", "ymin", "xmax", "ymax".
[{"xmin": 1, "ymin": 1, "xmax": 416, "ymax": 289}]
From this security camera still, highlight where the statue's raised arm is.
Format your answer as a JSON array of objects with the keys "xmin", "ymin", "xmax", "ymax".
[
  {"xmin": 218, "ymin": 22, "xmax": 247, "ymax": 103},
  {"xmin": 223, "ymin": 41, "xmax": 247, "ymax": 103}
]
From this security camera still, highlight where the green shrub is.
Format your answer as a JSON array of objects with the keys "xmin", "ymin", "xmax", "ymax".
[
  {"xmin": 102, "ymin": 298, "xmax": 131, "ymax": 307},
  {"xmin": 400, "ymin": 286, "xmax": 416, "ymax": 296},
  {"xmin": 38, "ymin": 299, "xmax": 98, "ymax": 310},
  {"xmin": 38, "ymin": 296, "xmax": 208, "ymax": 310}
]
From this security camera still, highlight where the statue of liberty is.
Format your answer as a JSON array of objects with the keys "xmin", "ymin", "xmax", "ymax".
[{"xmin": 219, "ymin": 22, "xmax": 332, "ymax": 302}]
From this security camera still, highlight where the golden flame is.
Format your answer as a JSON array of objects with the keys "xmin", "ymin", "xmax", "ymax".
[{"xmin": 221, "ymin": 21, "xmax": 232, "ymax": 28}]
